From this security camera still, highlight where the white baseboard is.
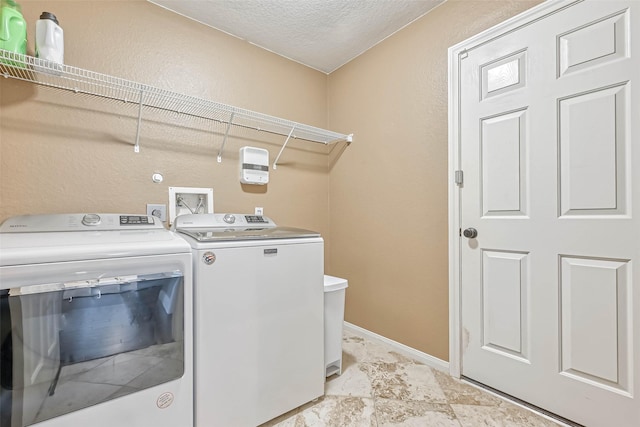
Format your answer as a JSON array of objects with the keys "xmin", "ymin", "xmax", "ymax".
[{"xmin": 343, "ymin": 321, "xmax": 449, "ymax": 372}]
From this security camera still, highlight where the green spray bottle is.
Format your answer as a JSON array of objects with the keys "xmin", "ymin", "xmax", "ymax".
[{"xmin": 0, "ymin": 0, "xmax": 27, "ymax": 65}]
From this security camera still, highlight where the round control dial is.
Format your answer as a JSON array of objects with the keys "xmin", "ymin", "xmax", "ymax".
[
  {"xmin": 223, "ymin": 214, "xmax": 236, "ymax": 224},
  {"xmin": 82, "ymin": 214, "xmax": 101, "ymax": 226}
]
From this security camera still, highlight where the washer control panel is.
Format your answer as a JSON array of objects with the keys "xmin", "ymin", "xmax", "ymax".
[{"xmin": 172, "ymin": 213, "xmax": 275, "ymax": 230}]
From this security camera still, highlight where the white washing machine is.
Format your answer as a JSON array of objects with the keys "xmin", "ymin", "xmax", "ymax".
[
  {"xmin": 173, "ymin": 213, "xmax": 324, "ymax": 427},
  {"xmin": 0, "ymin": 214, "xmax": 193, "ymax": 427}
]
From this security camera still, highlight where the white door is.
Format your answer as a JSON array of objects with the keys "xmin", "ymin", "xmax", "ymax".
[{"xmin": 457, "ymin": 1, "xmax": 639, "ymax": 426}]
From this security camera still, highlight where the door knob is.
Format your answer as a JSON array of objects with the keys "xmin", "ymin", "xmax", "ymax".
[{"xmin": 463, "ymin": 228, "xmax": 478, "ymax": 239}]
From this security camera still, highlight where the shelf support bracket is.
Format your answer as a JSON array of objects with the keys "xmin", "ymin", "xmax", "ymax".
[
  {"xmin": 134, "ymin": 89, "xmax": 144, "ymax": 153},
  {"xmin": 273, "ymin": 126, "xmax": 295, "ymax": 170},
  {"xmin": 217, "ymin": 112, "xmax": 235, "ymax": 163}
]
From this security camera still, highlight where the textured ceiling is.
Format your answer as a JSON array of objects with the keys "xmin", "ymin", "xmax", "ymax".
[{"xmin": 149, "ymin": 0, "xmax": 445, "ymax": 73}]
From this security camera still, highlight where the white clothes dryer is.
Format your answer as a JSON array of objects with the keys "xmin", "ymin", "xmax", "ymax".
[
  {"xmin": 0, "ymin": 214, "xmax": 193, "ymax": 427},
  {"xmin": 173, "ymin": 213, "xmax": 324, "ymax": 427}
]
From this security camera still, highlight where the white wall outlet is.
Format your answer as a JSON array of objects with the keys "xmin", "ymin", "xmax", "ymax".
[
  {"xmin": 147, "ymin": 204, "xmax": 167, "ymax": 222},
  {"xmin": 255, "ymin": 207, "xmax": 264, "ymax": 215},
  {"xmin": 168, "ymin": 187, "xmax": 214, "ymax": 224}
]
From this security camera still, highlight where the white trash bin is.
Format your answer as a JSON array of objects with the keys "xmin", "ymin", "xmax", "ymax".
[{"xmin": 324, "ymin": 275, "xmax": 348, "ymax": 377}]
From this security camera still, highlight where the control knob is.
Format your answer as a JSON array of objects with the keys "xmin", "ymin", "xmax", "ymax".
[
  {"xmin": 223, "ymin": 214, "xmax": 236, "ymax": 224},
  {"xmin": 82, "ymin": 214, "xmax": 101, "ymax": 226}
]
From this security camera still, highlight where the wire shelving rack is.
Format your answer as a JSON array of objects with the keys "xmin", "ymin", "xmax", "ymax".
[{"xmin": 0, "ymin": 50, "xmax": 353, "ymax": 168}]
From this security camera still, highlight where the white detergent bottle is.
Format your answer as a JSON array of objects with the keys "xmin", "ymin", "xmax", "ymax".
[{"xmin": 35, "ymin": 12, "xmax": 63, "ymax": 64}]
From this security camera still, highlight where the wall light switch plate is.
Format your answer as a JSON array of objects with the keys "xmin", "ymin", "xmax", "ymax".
[{"xmin": 147, "ymin": 204, "xmax": 167, "ymax": 222}]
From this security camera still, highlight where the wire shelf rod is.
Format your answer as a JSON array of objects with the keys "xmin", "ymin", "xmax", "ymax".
[
  {"xmin": 217, "ymin": 112, "xmax": 235, "ymax": 163},
  {"xmin": 134, "ymin": 90, "xmax": 144, "ymax": 153},
  {"xmin": 273, "ymin": 126, "xmax": 296, "ymax": 170}
]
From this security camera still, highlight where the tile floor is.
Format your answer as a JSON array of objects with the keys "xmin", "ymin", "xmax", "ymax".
[{"xmin": 261, "ymin": 329, "xmax": 563, "ymax": 427}]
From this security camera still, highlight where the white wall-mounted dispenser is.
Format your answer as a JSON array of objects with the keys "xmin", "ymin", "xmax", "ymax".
[{"xmin": 239, "ymin": 146, "xmax": 269, "ymax": 185}]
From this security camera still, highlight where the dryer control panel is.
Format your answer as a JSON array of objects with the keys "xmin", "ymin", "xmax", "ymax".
[{"xmin": 0, "ymin": 213, "xmax": 163, "ymax": 232}]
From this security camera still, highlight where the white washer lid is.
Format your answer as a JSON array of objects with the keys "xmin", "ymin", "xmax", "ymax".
[{"xmin": 324, "ymin": 275, "xmax": 348, "ymax": 291}]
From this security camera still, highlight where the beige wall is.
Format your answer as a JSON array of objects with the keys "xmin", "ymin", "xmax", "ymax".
[
  {"xmin": 0, "ymin": 0, "xmax": 544, "ymax": 362},
  {"xmin": 0, "ymin": 0, "xmax": 331, "ymax": 240},
  {"xmin": 327, "ymin": 0, "xmax": 542, "ymax": 361}
]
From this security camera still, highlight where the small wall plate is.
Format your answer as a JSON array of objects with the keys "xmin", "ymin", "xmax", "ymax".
[{"xmin": 147, "ymin": 204, "xmax": 167, "ymax": 221}]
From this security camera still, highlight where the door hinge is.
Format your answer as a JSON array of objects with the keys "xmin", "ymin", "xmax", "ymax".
[{"xmin": 455, "ymin": 170, "xmax": 463, "ymax": 186}]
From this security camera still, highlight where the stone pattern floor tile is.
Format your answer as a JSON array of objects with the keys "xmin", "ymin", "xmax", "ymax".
[
  {"xmin": 431, "ymin": 369, "xmax": 503, "ymax": 406},
  {"xmin": 451, "ymin": 403, "xmax": 561, "ymax": 427},
  {"xmin": 361, "ymin": 362, "xmax": 448, "ymax": 403},
  {"xmin": 375, "ymin": 399, "xmax": 461, "ymax": 427},
  {"xmin": 261, "ymin": 396, "xmax": 377, "ymax": 427},
  {"xmin": 261, "ymin": 329, "xmax": 563, "ymax": 427}
]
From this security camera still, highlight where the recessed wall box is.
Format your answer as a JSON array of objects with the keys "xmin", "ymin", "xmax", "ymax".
[
  {"xmin": 239, "ymin": 146, "xmax": 269, "ymax": 185},
  {"xmin": 168, "ymin": 187, "xmax": 214, "ymax": 225}
]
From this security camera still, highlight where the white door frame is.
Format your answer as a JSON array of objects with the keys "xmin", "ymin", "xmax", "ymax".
[{"xmin": 447, "ymin": 0, "xmax": 581, "ymax": 378}]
